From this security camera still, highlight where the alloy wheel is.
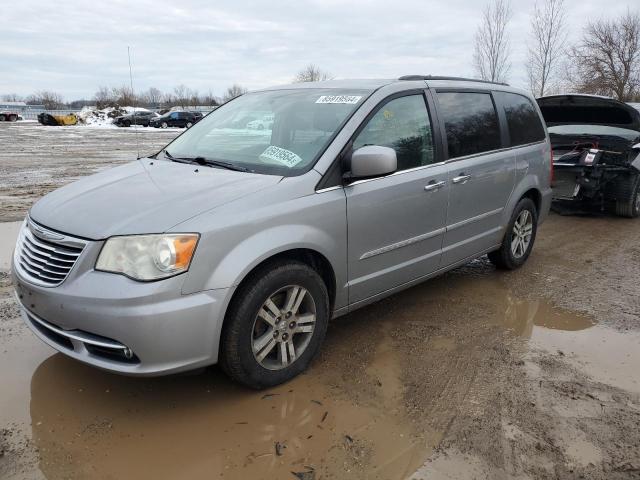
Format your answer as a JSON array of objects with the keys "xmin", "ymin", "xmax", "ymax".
[
  {"xmin": 511, "ymin": 209, "xmax": 533, "ymax": 259},
  {"xmin": 251, "ymin": 285, "xmax": 316, "ymax": 370}
]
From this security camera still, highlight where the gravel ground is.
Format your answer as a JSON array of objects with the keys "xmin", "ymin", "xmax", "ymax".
[{"xmin": 0, "ymin": 122, "xmax": 638, "ymax": 479}]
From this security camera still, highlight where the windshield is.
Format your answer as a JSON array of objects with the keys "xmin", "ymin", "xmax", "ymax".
[
  {"xmin": 548, "ymin": 124, "xmax": 640, "ymax": 140},
  {"xmin": 164, "ymin": 88, "xmax": 368, "ymax": 175}
]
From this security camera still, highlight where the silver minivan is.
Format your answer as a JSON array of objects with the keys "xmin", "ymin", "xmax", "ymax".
[{"xmin": 13, "ymin": 76, "xmax": 552, "ymax": 388}]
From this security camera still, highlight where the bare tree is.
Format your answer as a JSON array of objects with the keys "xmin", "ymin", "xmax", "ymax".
[
  {"xmin": 162, "ymin": 91, "xmax": 175, "ymax": 107},
  {"xmin": 173, "ymin": 84, "xmax": 190, "ymax": 108},
  {"xmin": 201, "ymin": 90, "xmax": 220, "ymax": 106},
  {"xmin": 94, "ymin": 86, "xmax": 113, "ymax": 109},
  {"xmin": 188, "ymin": 89, "xmax": 200, "ymax": 107},
  {"xmin": 294, "ymin": 64, "xmax": 333, "ymax": 83},
  {"xmin": 222, "ymin": 84, "xmax": 248, "ymax": 102},
  {"xmin": 527, "ymin": 0, "xmax": 567, "ymax": 96},
  {"xmin": 1, "ymin": 93, "xmax": 23, "ymax": 102},
  {"xmin": 143, "ymin": 87, "xmax": 163, "ymax": 107},
  {"xmin": 111, "ymin": 86, "xmax": 136, "ymax": 106},
  {"xmin": 28, "ymin": 91, "xmax": 64, "ymax": 109},
  {"xmin": 568, "ymin": 10, "xmax": 640, "ymax": 101},
  {"xmin": 473, "ymin": 0, "xmax": 512, "ymax": 83}
]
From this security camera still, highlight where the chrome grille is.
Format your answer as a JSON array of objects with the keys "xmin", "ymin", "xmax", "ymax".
[{"xmin": 14, "ymin": 218, "xmax": 86, "ymax": 287}]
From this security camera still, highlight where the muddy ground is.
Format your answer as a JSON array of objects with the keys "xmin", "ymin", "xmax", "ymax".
[{"xmin": 0, "ymin": 122, "xmax": 638, "ymax": 480}]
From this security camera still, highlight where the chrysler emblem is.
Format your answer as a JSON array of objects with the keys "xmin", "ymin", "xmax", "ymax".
[{"xmin": 28, "ymin": 221, "xmax": 65, "ymax": 241}]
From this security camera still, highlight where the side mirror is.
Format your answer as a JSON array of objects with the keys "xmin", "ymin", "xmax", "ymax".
[{"xmin": 349, "ymin": 146, "xmax": 397, "ymax": 179}]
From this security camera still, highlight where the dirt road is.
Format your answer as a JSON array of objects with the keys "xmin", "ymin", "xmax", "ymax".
[
  {"xmin": 0, "ymin": 122, "xmax": 638, "ymax": 479},
  {"xmin": 0, "ymin": 122, "xmax": 179, "ymax": 222}
]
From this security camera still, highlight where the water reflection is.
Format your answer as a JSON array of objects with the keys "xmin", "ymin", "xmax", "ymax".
[
  {"xmin": 29, "ymin": 348, "xmax": 428, "ymax": 479},
  {"xmin": 499, "ymin": 296, "xmax": 595, "ymax": 338}
]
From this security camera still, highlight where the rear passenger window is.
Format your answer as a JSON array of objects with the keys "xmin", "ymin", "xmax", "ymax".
[
  {"xmin": 353, "ymin": 95, "xmax": 435, "ymax": 171},
  {"xmin": 436, "ymin": 92, "xmax": 501, "ymax": 159},
  {"xmin": 495, "ymin": 92, "xmax": 546, "ymax": 146}
]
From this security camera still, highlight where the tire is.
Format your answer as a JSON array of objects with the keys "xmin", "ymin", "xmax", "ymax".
[
  {"xmin": 488, "ymin": 197, "xmax": 538, "ymax": 270},
  {"xmin": 0, "ymin": 115, "xmax": 5, "ymax": 122},
  {"xmin": 613, "ymin": 174, "xmax": 640, "ymax": 218},
  {"xmin": 186, "ymin": 122, "xmax": 193, "ymax": 128},
  {"xmin": 123, "ymin": 120, "xmax": 131, "ymax": 127},
  {"xmin": 9, "ymin": 114, "xmax": 17, "ymax": 122},
  {"xmin": 220, "ymin": 260, "xmax": 330, "ymax": 389},
  {"xmin": 161, "ymin": 122, "xmax": 168, "ymax": 129}
]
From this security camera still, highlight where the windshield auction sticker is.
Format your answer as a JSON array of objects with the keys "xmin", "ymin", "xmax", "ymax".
[
  {"xmin": 260, "ymin": 146, "xmax": 304, "ymax": 168},
  {"xmin": 315, "ymin": 95, "xmax": 362, "ymax": 104}
]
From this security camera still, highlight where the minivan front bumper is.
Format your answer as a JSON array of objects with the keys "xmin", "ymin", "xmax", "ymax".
[{"xmin": 12, "ymin": 262, "xmax": 233, "ymax": 376}]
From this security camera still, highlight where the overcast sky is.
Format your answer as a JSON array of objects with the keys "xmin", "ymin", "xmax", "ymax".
[{"xmin": 0, "ymin": 0, "xmax": 635, "ymax": 100}]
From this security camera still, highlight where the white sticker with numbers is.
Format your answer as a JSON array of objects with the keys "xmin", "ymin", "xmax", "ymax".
[
  {"xmin": 315, "ymin": 95, "xmax": 362, "ymax": 104},
  {"xmin": 259, "ymin": 145, "xmax": 304, "ymax": 168}
]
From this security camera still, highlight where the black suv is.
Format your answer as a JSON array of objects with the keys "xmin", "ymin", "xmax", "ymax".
[
  {"xmin": 149, "ymin": 111, "xmax": 202, "ymax": 129},
  {"xmin": 113, "ymin": 111, "xmax": 158, "ymax": 127}
]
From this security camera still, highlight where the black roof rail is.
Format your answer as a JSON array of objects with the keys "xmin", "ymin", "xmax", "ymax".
[{"xmin": 398, "ymin": 75, "xmax": 509, "ymax": 87}]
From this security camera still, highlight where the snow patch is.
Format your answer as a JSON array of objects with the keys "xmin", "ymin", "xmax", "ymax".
[{"xmin": 77, "ymin": 106, "xmax": 152, "ymax": 127}]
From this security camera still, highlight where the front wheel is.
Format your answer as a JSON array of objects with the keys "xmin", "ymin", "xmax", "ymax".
[
  {"xmin": 220, "ymin": 261, "xmax": 329, "ymax": 389},
  {"xmin": 160, "ymin": 122, "xmax": 168, "ymax": 129},
  {"xmin": 488, "ymin": 197, "xmax": 538, "ymax": 270}
]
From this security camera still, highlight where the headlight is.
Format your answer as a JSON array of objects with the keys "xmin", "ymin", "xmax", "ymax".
[{"xmin": 96, "ymin": 234, "xmax": 199, "ymax": 281}]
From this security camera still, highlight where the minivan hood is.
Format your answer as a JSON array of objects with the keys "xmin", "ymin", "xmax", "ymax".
[
  {"xmin": 29, "ymin": 160, "xmax": 282, "ymax": 239},
  {"xmin": 537, "ymin": 94, "xmax": 640, "ymax": 132}
]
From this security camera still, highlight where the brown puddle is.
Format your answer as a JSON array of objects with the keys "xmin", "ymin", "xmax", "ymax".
[
  {"xmin": 28, "ymin": 352, "xmax": 430, "ymax": 480},
  {"xmin": 2, "ymin": 234, "xmax": 637, "ymax": 479}
]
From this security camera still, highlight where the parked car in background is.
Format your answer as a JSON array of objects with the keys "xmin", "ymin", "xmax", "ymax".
[
  {"xmin": 149, "ymin": 111, "xmax": 201, "ymax": 129},
  {"xmin": 0, "ymin": 111, "xmax": 19, "ymax": 122},
  {"xmin": 537, "ymin": 94, "xmax": 640, "ymax": 217},
  {"xmin": 246, "ymin": 114, "xmax": 274, "ymax": 130},
  {"xmin": 13, "ymin": 76, "xmax": 552, "ymax": 388},
  {"xmin": 113, "ymin": 111, "xmax": 159, "ymax": 127}
]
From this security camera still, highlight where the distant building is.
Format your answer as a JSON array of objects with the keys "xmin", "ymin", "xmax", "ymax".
[{"xmin": 0, "ymin": 101, "xmax": 45, "ymax": 112}]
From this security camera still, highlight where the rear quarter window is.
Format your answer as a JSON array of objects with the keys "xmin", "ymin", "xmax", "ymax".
[
  {"xmin": 436, "ymin": 91, "xmax": 501, "ymax": 159},
  {"xmin": 496, "ymin": 92, "xmax": 546, "ymax": 146}
]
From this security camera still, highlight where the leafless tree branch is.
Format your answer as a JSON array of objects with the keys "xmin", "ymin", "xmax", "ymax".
[
  {"xmin": 294, "ymin": 64, "xmax": 333, "ymax": 83},
  {"xmin": 473, "ymin": 0, "xmax": 512, "ymax": 83},
  {"xmin": 568, "ymin": 10, "xmax": 640, "ymax": 100},
  {"xmin": 527, "ymin": 0, "xmax": 567, "ymax": 96}
]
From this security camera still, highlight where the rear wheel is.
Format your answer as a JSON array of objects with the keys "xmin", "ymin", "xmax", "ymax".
[
  {"xmin": 0, "ymin": 114, "xmax": 5, "ymax": 121},
  {"xmin": 220, "ymin": 261, "xmax": 329, "ymax": 389},
  {"xmin": 488, "ymin": 197, "xmax": 538, "ymax": 270},
  {"xmin": 613, "ymin": 174, "xmax": 640, "ymax": 218}
]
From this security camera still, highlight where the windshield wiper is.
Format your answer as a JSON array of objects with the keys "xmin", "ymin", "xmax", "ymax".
[
  {"xmin": 203, "ymin": 159, "xmax": 252, "ymax": 172},
  {"xmin": 163, "ymin": 150, "xmax": 250, "ymax": 172}
]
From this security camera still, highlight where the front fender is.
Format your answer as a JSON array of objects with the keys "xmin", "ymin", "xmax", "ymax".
[
  {"xmin": 178, "ymin": 185, "xmax": 348, "ymax": 309},
  {"xmin": 207, "ymin": 225, "xmax": 339, "ymax": 292}
]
